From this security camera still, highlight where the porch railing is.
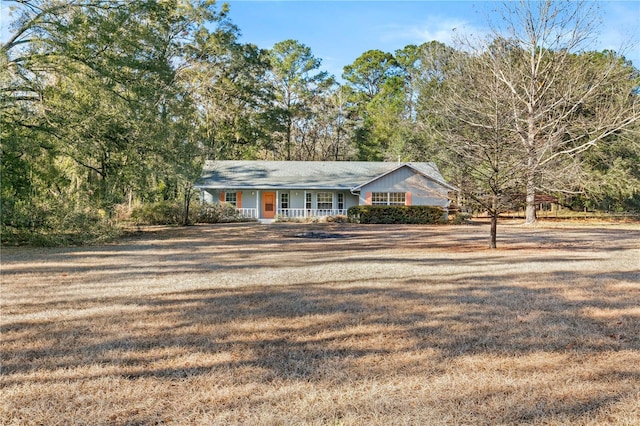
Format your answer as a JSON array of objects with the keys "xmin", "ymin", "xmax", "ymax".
[
  {"xmin": 232, "ymin": 208, "xmax": 348, "ymax": 219},
  {"xmin": 276, "ymin": 208, "xmax": 348, "ymax": 218},
  {"xmin": 235, "ymin": 208, "xmax": 258, "ymax": 219}
]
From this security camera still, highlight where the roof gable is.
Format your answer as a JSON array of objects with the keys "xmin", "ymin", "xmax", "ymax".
[
  {"xmin": 351, "ymin": 163, "xmax": 457, "ymax": 192},
  {"xmin": 194, "ymin": 160, "xmax": 454, "ymax": 191}
]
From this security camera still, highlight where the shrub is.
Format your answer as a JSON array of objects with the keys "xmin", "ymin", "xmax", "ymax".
[
  {"xmin": 1, "ymin": 198, "xmax": 120, "ymax": 247},
  {"xmin": 131, "ymin": 201, "xmax": 186, "ymax": 225},
  {"xmin": 113, "ymin": 203, "xmax": 133, "ymax": 221},
  {"xmin": 197, "ymin": 203, "xmax": 252, "ymax": 223},
  {"xmin": 347, "ymin": 205, "xmax": 446, "ymax": 224},
  {"xmin": 450, "ymin": 212, "xmax": 472, "ymax": 225},
  {"xmin": 326, "ymin": 214, "xmax": 349, "ymax": 223},
  {"xmin": 275, "ymin": 215, "xmax": 307, "ymax": 223},
  {"xmin": 130, "ymin": 201, "xmax": 253, "ymax": 226}
]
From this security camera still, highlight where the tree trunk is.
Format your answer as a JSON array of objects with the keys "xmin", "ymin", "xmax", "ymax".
[
  {"xmin": 182, "ymin": 186, "xmax": 193, "ymax": 226},
  {"xmin": 286, "ymin": 126, "xmax": 291, "ymax": 160},
  {"xmin": 525, "ymin": 175, "xmax": 537, "ymax": 225},
  {"xmin": 525, "ymin": 149, "xmax": 537, "ymax": 224},
  {"xmin": 285, "ymin": 113, "xmax": 292, "ymax": 161},
  {"xmin": 490, "ymin": 213, "xmax": 498, "ymax": 249}
]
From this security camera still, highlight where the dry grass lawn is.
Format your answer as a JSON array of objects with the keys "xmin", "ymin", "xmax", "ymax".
[{"xmin": 1, "ymin": 221, "xmax": 639, "ymax": 425}]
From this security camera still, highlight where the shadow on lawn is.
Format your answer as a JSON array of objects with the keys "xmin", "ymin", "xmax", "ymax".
[
  {"xmin": 2, "ymin": 278, "xmax": 640, "ymax": 423},
  {"xmin": 2, "ymin": 223, "xmax": 639, "ymax": 423},
  {"xmin": 3, "ymin": 223, "xmax": 639, "ymax": 279},
  {"xmin": 3, "ymin": 276, "xmax": 639, "ymax": 374}
]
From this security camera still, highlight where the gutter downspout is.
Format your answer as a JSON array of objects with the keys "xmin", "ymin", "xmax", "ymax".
[{"xmin": 350, "ymin": 187, "xmax": 361, "ymax": 205}]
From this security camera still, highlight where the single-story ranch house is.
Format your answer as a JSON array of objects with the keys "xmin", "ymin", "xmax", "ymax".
[{"xmin": 194, "ymin": 160, "xmax": 457, "ymax": 220}]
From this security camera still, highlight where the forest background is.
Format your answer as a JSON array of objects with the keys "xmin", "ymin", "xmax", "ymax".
[{"xmin": 1, "ymin": 0, "xmax": 639, "ymax": 245}]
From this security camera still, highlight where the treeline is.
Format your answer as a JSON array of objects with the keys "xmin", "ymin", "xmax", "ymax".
[{"xmin": 1, "ymin": 1, "xmax": 639, "ymax": 245}]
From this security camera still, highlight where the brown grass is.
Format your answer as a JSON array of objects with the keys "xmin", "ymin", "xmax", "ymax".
[{"xmin": 1, "ymin": 222, "xmax": 639, "ymax": 425}]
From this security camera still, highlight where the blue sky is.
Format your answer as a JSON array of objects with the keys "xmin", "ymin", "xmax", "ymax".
[
  {"xmin": 224, "ymin": 0, "xmax": 640, "ymax": 79},
  {"xmin": 1, "ymin": 0, "xmax": 638, "ymax": 78}
]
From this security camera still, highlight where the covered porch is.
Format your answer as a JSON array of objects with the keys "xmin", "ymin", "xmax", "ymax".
[
  {"xmin": 199, "ymin": 188, "xmax": 357, "ymax": 220},
  {"xmin": 232, "ymin": 207, "xmax": 349, "ymax": 220}
]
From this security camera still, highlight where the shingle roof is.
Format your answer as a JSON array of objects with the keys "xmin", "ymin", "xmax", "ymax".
[{"xmin": 194, "ymin": 160, "xmax": 454, "ymax": 190}]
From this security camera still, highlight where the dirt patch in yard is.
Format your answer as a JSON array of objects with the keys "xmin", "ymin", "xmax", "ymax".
[{"xmin": 1, "ymin": 222, "xmax": 639, "ymax": 425}]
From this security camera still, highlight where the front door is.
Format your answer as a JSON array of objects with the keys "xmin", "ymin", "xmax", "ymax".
[{"xmin": 262, "ymin": 192, "xmax": 276, "ymax": 219}]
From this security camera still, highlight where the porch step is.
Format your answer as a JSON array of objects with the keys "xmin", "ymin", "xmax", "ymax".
[{"xmin": 258, "ymin": 219, "xmax": 276, "ymax": 224}]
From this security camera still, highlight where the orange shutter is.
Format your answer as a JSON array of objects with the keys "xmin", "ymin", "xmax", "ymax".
[
  {"xmin": 405, "ymin": 192, "xmax": 412, "ymax": 206},
  {"xmin": 365, "ymin": 192, "xmax": 372, "ymax": 205},
  {"xmin": 236, "ymin": 192, "xmax": 242, "ymax": 209},
  {"xmin": 219, "ymin": 191, "xmax": 225, "ymax": 203}
]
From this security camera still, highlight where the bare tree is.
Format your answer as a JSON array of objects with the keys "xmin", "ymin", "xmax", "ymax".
[
  {"xmin": 431, "ymin": 47, "xmax": 525, "ymax": 248},
  {"xmin": 481, "ymin": 0, "xmax": 640, "ymax": 224}
]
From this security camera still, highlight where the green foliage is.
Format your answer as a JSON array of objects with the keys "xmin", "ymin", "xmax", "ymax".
[
  {"xmin": 130, "ymin": 201, "xmax": 196, "ymax": 226},
  {"xmin": 197, "ymin": 203, "xmax": 253, "ymax": 223},
  {"xmin": 347, "ymin": 206, "xmax": 446, "ymax": 224},
  {"xmin": 130, "ymin": 200, "xmax": 256, "ymax": 225},
  {"xmin": 450, "ymin": 212, "xmax": 472, "ymax": 225},
  {"xmin": 2, "ymin": 0, "xmax": 637, "ymax": 247},
  {"xmin": 1, "ymin": 0, "xmax": 239, "ymax": 243},
  {"xmin": 267, "ymin": 39, "xmax": 332, "ymax": 160},
  {"xmin": 343, "ymin": 50, "xmax": 400, "ymax": 99},
  {"xmin": 577, "ymin": 130, "xmax": 640, "ymax": 212},
  {"xmin": 343, "ymin": 49, "xmax": 406, "ymax": 161},
  {"xmin": 1, "ymin": 198, "xmax": 119, "ymax": 247},
  {"xmin": 130, "ymin": 201, "xmax": 253, "ymax": 225}
]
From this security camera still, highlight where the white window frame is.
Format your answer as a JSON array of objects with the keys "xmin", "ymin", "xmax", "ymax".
[
  {"xmin": 371, "ymin": 192, "xmax": 405, "ymax": 206},
  {"xmin": 225, "ymin": 192, "xmax": 237, "ymax": 207},
  {"xmin": 388, "ymin": 192, "xmax": 405, "ymax": 206},
  {"xmin": 317, "ymin": 192, "xmax": 333, "ymax": 210},
  {"xmin": 371, "ymin": 192, "xmax": 387, "ymax": 205}
]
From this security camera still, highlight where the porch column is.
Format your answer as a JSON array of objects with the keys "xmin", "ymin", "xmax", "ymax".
[
  {"xmin": 256, "ymin": 190, "xmax": 260, "ymax": 219},
  {"xmin": 333, "ymin": 192, "xmax": 336, "ymax": 215},
  {"xmin": 276, "ymin": 190, "xmax": 279, "ymax": 216}
]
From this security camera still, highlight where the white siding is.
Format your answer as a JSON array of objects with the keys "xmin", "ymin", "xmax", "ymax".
[
  {"xmin": 239, "ymin": 191, "xmax": 256, "ymax": 209},
  {"xmin": 289, "ymin": 191, "xmax": 306, "ymax": 209},
  {"xmin": 202, "ymin": 190, "xmax": 215, "ymax": 203}
]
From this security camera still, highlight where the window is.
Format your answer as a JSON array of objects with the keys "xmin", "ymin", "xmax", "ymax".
[
  {"xmin": 305, "ymin": 193, "xmax": 312, "ymax": 209},
  {"xmin": 280, "ymin": 193, "xmax": 289, "ymax": 209},
  {"xmin": 389, "ymin": 192, "xmax": 406, "ymax": 206},
  {"xmin": 337, "ymin": 193, "xmax": 344, "ymax": 210},
  {"xmin": 371, "ymin": 192, "xmax": 388, "ymax": 205},
  {"xmin": 225, "ymin": 192, "xmax": 237, "ymax": 207},
  {"xmin": 371, "ymin": 192, "xmax": 405, "ymax": 206},
  {"xmin": 317, "ymin": 192, "xmax": 333, "ymax": 210}
]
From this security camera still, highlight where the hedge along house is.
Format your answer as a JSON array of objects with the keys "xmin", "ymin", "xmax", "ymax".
[{"xmin": 194, "ymin": 160, "xmax": 457, "ymax": 220}]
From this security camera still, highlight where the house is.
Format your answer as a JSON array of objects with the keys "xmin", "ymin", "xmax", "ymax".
[{"xmin": 194, "ymin": 160, "xmax": 457, "ymax": 220}]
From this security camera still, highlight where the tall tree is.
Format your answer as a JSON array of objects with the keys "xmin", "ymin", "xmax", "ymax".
[
  {"xmin": 1, "ymin": 0, "xmax": 236, "ymax": 237},
  {"xmin": 267, "ymin": 39, "xmax": 329, "ymax": 160},
  {"xmin": 478, "ymin": 0, "xmax": 640, "ymax": 224},
  {"xmin": 321, "ymin": 83, "xmax": 356, "ymax": 160},
  {"xmin": 578, "ymin": 124, "xmax": 640, "ymax": 212},
  {"xmin": 343, "ymin": 49, "xmax": 403, "ymax": 160},
  {"xmin": 183, "ymin": 26, "xmax": 273, "ymax": 160},
  {"xmin": 343, "ymin": 49, "xmax": 399, "ymax": 100},
  {"xmin": 431, "ymin": 48, "xmax": 525, "ymax": 248}
]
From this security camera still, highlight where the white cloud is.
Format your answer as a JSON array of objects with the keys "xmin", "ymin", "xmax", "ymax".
[{"xmin": 378, "ymin": 17, "xmax": 488, "ymax": 48}]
